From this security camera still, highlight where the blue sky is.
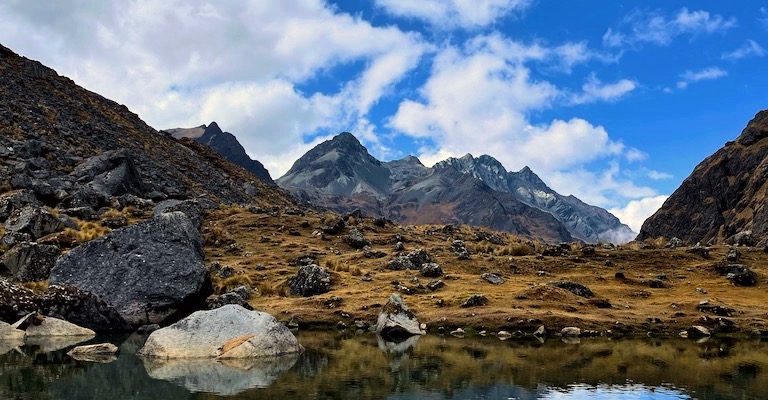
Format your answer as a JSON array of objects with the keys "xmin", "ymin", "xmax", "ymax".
[{"xmin": 1, "ymin": 1, "xmax": 766, "ymax": 230}]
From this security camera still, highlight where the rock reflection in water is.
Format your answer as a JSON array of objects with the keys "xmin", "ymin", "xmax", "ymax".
[
  {"xmin": 141, "ymin": 353, "xmax": 299, "ymax": 396},
  {"xmin": 24, "ymin": 334, "xmax": 94, "ymax": 353},
  {"xmin": 0, "ymin": 332, "xmax": 767, "ymax": 399}
]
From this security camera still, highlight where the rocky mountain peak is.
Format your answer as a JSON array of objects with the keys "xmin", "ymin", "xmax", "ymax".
[
  {"xmin": 738, "ymin": 110, "xmax": 768, "ymax": 146},
  {"xmin": 204, "ymin": 121, "xmax": 223, "ymax": 136}
]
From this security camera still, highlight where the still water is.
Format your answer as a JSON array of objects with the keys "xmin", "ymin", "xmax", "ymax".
[{"xmin": 0, "ymin": 331, "xmax": 766, "ymax": 399}]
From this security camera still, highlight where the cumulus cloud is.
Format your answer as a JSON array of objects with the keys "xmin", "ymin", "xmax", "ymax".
[
  {"xmin": 609, "ymin": 195, "xmax": 669, "ymax": 233},
  {"xmin": 569, "ymin": 74, "xmax": 638, "ymax": 105},
  {"xmin": 647, "ymin": 170, "xmax": 673, "ymax": 180},
  {"xmin": 0, "ymin": 0, "xmax": 428, "ymax": 177},
  {"xmin": 375, "ymin": 0, "xmax": 530, "ymax": 29},
  {"xmin": 604, "ymin": 7, "xmax": 737, "ymax": 48},
  {"xmin": 390, "ymin": 35, "xmax": 657, "ymax": 209},
  {"xmin": 676, "ymin": 67, "xmax": 728, "ymax": 89},
  {"xmin": 722, "ymin": 40, "xmax": 766, "ymax": 61}
]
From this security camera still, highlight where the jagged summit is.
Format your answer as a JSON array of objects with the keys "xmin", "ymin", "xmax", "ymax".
[
  {"xmin": 278, "ymin": 132, "xmax": 634, "ymax": 243},
  {"xmin": 163, "ymin": 122, "xmax": 273, "ymax": 183}
]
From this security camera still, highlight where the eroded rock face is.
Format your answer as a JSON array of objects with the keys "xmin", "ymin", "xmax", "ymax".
[
  {"xmin": 287, "ymin": 264, "xmax": 331, "ymax": 297},
  {"xmin": 50, "ymin": 212, "xmax": 211, "ymax": 326},
  {"xmin": 640, "ymin": 110, "xmax": 768, "ymax": 244},
  {"xmin": 0, "ymin": 242, "xmax": 59, "ymax": 281},
  {"xmin": 138, "ymin": 305, "xmax": 303, "ymax": 359},
  {"xmin": 375, "ymin": 294, "xmax": 425, "ymax": 341},
  {"xmin": 0, "ymin": 190, "xmax": 39, "ymax": 222},
  {"xmin": 4, "ymin": 206, "xmax": 62, "ymax": 239}
]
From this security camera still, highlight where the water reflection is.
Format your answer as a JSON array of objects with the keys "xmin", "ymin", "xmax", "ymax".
[
  {"xmin": 142, "ymin": 354, "xmax": 299, "ymax": 395},
  {"xmin": 0, "ymin": 331, "xmax": 766, "ymax": 399}
]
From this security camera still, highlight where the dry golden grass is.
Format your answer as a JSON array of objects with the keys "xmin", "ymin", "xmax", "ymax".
[
  {"xmin": 202, "ymin": 206, "xmax": 768, "ymax": 334},
  {"xmin": 21, "ymin": 281, "xmax": 49, "ymax": 293}
]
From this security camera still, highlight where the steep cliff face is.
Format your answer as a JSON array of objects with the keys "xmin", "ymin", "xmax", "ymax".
[
  {"xmin": 164, "ymin": 122, "xmax": 273, "ymax": 184},
  {"xmin": 639, "ymin": 110, "xmax": 768, "ymax": 244}
]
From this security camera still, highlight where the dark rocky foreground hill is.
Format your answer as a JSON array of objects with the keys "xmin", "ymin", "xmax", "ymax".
[
  {"xmin": 163, "ymin": 122, "xmax": 273, "ymax": 184},
  {"xmin": 639, "ymin": 110, "xmax": 768, "ymax": 246},
  {"xmin": 0, "ymin": 44, "xmax": 287, "ymax": 206},
  {"xmin": 0, "ymin": 43, "xmax": 295, "ymax": 328},
  {"xmin": 278, "ymin": 133, "xmax": 632, "ymax": 243}
]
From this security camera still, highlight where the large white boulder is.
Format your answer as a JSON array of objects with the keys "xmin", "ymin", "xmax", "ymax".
[
  {"xmin": 375, "ymin": 293, "xmax": 425, "ymax": 341},
  {"xmin": 138, "ymin": 305, "xmax": 303, "ymax": 359},
  {"xmin": 12, "ymin": 313, "xmax": 96, "ymax": 337}
]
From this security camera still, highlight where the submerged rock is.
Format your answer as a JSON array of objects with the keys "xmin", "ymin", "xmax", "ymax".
[
  {"xmin": 67, "ymin": 343, "xmax": 118, "ymax": 363},
  {"xmin": 375, "ymin": 294, "xmax": 425, "ymax": 341},
  {"xmin": 138, "ymin": 305, "xmax": 303, "ymax": 359},
  {"xmin": 50, "ymin": 212, "xmax": 211, "ymax": 326}
]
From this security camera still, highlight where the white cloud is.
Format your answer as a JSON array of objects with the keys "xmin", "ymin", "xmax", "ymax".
[
  {"xmin": 569, "ymin": 74, "xmax": 638, "ymax": 105},
  {"xmin": 390, "ymin": 35, "xmax": 657, "ymax": 210},
  {"xmin": 625, "ymin": 148, "xmax": 648, "ymax": 162},
  {"xmin": 0, "ymin": 0, "xmax": 428, "ymax": 177},
  {"xmin": 604, "ymin": 7, "xmax": 737, "ymax": 48},
  {"xmin": 609, "ymin": 195, "xmax": 669, "ymax": 233},
  {"xmin": 375, "ymin": 0, "xmax": 530, "ymax": 29},
  {"xmin": 676, "ymin": 67, "xmax": 727, "ymax": 89},
  {"xmin": 722, "ymin": 40, "xmax": 766, "ymax": 61},
  {"xmin": 647, "ymin": 170, "xmax": 673, "ymax": 180}
]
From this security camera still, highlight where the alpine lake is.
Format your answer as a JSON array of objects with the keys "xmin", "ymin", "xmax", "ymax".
[{"xmin": 1, "ymin": 330, "xmax": 767, "ymax": 400}]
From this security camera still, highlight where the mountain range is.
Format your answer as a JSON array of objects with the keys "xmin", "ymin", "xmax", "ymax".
[{"xmin": 275, "ymin": 132, "xmax": 634, "ymax": 243}]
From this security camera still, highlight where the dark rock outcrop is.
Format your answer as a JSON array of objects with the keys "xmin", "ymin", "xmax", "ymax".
[
  {"xmin": 288, "ymin": 264, "xmax": 332, "ymax": 296},
  {"xmin": 640, "ymin": 110, "xmax": 768, "ymax": 244},
  {"xmin": 0, "ymin": 242, "xmax": 59, "ymax": 281},
  {"xmin": 0, "ymin": 278, "xmax": 129, "ymax": 332},
  {"xmin": 4, "ymin": 206, "xmax": 62, "ymax": 239},
  {"xmin": 50, "ymin": 212, "xmax": 211, "ymax": 326}
]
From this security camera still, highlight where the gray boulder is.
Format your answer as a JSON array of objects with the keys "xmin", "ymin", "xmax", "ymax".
[
  {"xmin": 375, "ymin": 293, "xmax": 425, "ymax": 341},
  {"xmin": 287, "ymin": 264, "xmax": 331, "ymax": 296},
  {"xmin": 153, "ymin": 199, "xmax": 207, "ymax": 229},
  {"xmin": 71, "ymin": 150, "xmax": 145, "ymax": 197},
  {"xmin": 420, "ymin": 262, "xmax": 443, "ymax": 278},
  {"xmin": 12, "ymin": 313, "xmax": 96, "ymax": 337},
  {"xmin": 138, "ymin": 305, "xmax": 303, "ymax": 359},
  {"xmin": 387, "ymin": 256, "xmax": 415, "ymax": 270},
  {"xmin": 206, "ymin": 286, "xmax": 253, "ymax": 310},
  {"xmin": 4, "ymin": 206, "xmax": 62, "ymax": 239},
  {"xmin": 343, "ymin": 228, "xmax": 370, "ymax": 249},
  {"xmin": 0, "ymin": 242, "xmax": 59, "ymax": 281},
  {"xmin": 481, "ymin": 273, "xmax": 505, "ymax": 285},
  {"xmin": 0, "ymin": 189, "xmax": 39, "ymax": 222},
  {"xmin": 50, "ymin": 212, "xmax": 211, "ymax": 326}
]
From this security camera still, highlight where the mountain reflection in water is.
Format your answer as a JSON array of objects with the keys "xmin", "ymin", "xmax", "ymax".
[{"xmin": 0, "ymin": 331, "xmax": 766, "ymax": 399}]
